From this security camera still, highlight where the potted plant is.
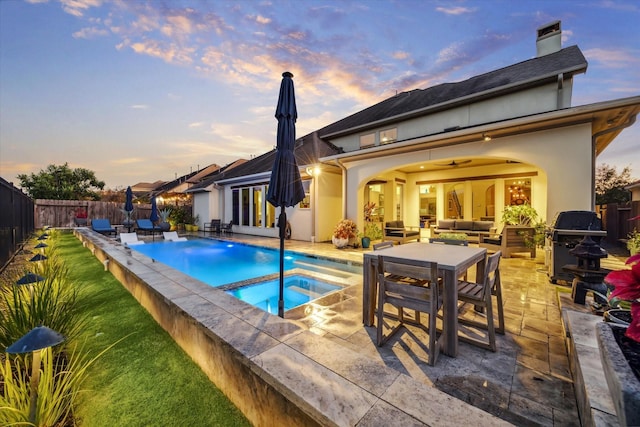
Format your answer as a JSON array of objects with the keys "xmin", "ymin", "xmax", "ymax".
[
  {"xmin": 501, "ymin": 203, "xmax": 542, "ymax": 249},
  {"xmin": 359, "ymin": 222, "xmax": 383, "ymax": 249},
  {"xmin": 432, "ymin": 232, "xmax": 469, "ymax": 245},
  {"xmin": 597, "ymin": 253, "xmax": 640, "ymax": 426},
  {"xmin": 119, "ymin": 208, "xmax": 134, "ymax": 229},
  {"xmin": 628, "ymin": 229, "xmax": 640, "ymax": 256},
  {"xmin": 74, "ymin": 207, "xmax": 88, "ymax": 226},
  {"xmin": 158, "ymin": 208, "xmax": 172, "ymax": 232},
  {"xmin": 332, "ymin": 219, "xmax": 358, "ymax": 248}
]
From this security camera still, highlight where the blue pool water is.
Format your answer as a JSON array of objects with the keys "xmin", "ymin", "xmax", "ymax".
[
  {"xmin": 227, "ymin": 275, "xmax": 341, "ymax": 315},
  {"xmin": 130, "ymin": 239, "xmax": 358, "ymax": 288}
]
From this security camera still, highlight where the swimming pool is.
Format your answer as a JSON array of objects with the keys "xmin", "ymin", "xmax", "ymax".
[
  {"xmin": 226, "ymin": 275, "xmax": 342, "ymax": 315},
  {"xmin": 130, "ymin": 238, "xmax": 359, "ymax": 288}
]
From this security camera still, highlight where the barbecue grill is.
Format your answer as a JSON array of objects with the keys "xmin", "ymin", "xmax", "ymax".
[{"xmin": 545, "ymin": 210, "xmax": 607, "ymax": 283}]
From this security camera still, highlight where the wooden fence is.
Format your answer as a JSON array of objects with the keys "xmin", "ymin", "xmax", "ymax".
[
  {"xmin": 599, "ymin": 200, "xmax": 640, "ymax": 243},
  {"xmin": 35, "ymin": 199, "xmax": 153, "ymax": 228}
]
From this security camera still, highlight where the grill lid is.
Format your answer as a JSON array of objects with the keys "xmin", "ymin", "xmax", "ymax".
[{"xmin": 551, "ymin": 210, "xmax": 602, "ymax": 230}]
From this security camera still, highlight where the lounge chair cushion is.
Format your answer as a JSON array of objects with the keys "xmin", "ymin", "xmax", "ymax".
[
  {"xmin": 91, "ymin": 219, "xmax": 116, "ymax": 235},
  {"xmin": 163, "ymin": 231, "xmax": 187, "ymax": 242},
  {"xmin": 120, "ymin": 232, "xmax": 145, "ymax": 246},
  {"xmin": 437, "ymin": 220, "xmax": 455, "ymax": 230},
  {"xmin": 453, "ymin": 220, "xmax": 474, "ymax": 231},
  {"xmin": 473, "ymin": 221, "xmax": 494, "ymax": 232}
]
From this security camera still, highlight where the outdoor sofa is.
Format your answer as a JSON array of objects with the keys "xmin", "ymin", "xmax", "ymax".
[
  {"xmin": 430, "ymin": 220, "xmax": 495, "ymax": 243},
  {"xmin": 384, "ymin": 220, "xmax": 420, "ymax": 244},
  {"xmin": 479, "ymin": 225, "xmax": 536, "ymax": 258}
]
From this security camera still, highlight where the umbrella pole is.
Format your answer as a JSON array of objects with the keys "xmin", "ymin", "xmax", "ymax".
[{"xmin": 278, "ymin": 207, "xmax": 285, "ymax": 318}]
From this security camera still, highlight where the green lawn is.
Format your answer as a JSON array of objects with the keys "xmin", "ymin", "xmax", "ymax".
[{"xmin": 56, "ymin": 233, "xmax": 250, "ymax": 426}]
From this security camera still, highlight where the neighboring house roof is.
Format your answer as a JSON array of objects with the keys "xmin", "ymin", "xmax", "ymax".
[
  {"xmin": 186, "ymin": 164, "xmax": 221, "ymax": 183},
  {"xmin": 185, "ymin": 159, "xmax": 249, "ymax": 193},
  {"xmin": 131, "ymin": 180, "xmax": 165, "ymax": 192},
  {"xmin": 318, "ymin": 45, "xmax": 587, "ymax": 138},
  {"xmin": 214, "ymin": 132, "xmax": 342, "ymax": 184},
  {"xmin": 625, "ymin": 179, "xmax": 640, "ymax": 190}
]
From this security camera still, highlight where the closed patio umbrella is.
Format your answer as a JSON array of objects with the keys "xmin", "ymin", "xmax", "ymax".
[
  {"xmin": 150, "ymin": 196, "xmax": 159, "ymax": 224},
  {"xmin": 149, "ymin": 196, "xmax": 160, "ymax": 241},
  {"xmin": 124, "ymin": 186, "xmax": 134, "ymax": 232},
  {"xmin": 267, "ymin": 71, "xmax": 305, "ymax": 318}
]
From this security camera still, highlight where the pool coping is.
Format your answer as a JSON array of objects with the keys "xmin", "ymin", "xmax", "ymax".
[{"xmin": 75, "ymin": 229, "xmax": 511, "ymax": 426}]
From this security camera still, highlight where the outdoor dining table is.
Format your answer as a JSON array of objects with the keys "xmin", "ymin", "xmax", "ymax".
[{"xmin": 363, "ymin": 242, "xmax": 487, "ymax": 357}]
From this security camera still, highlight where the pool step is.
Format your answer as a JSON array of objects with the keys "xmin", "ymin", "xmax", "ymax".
[
  {"xmin": 293, "ymin": 260, "xmax": 353, "ymax": 278},
  {"xmin": 288, "ymin": 285, "xmax": 323, "ymax": 299}
]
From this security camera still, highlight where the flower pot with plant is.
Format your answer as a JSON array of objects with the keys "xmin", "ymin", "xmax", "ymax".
[
  {"xmin": 500, "ymin": 203, "xmax": 543, "ymax": 252},
  {"xmin": 158, "ymin": 208, "xmax": 172, "ymax": 232},
  {"xmin": 359, "ymin": 222, "xmax": 383, "ymax": 249},
  {"xmin": 431, "ymin": 232, "xmax": 469, "ymax": 245},
  {"xmin": 597, "ymin": 253, "xmax": 640, "ymax": 426},
  {"xmin": 333, "ymin": 219, "xmax": 358, "ymax": 248},
  {"xmin": 628, "ymin": 229, "xmax": 640, "ymax": 256},
  {"xmin": 74, "ymin": 207, "xmax": 88, "ymax": 226}
]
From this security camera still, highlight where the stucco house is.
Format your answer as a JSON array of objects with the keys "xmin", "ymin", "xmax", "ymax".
[{"xmin": 197, "ymin": 21, "xmax": 640, "ymax": 243}]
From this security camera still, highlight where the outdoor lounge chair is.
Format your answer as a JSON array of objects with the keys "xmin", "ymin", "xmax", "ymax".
[
  {"xmin": 136, "ymin": 219, "xmax": 161, "ymax": 235},
  {"xmin": 163, "ymin": 231, "xmax": 187, "ymax": 242},
  {"xmin": 91, "ymin": 219, "xmax": 116, "ymax": 236},
  {"xmin": 204, "ymin": 219, "xmax": 221, "ymax": 234},
  {"xmin": 119, "ymin": 232, "xmax": 145, "ymax": 246},
  {"xmin": 220, "ymin": 221, "xmax": 233, "ymax": 234}
]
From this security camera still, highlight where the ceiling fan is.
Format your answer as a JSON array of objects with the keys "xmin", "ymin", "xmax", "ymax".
[{"xmin": 435, "ymin": 159, "xmax": 472, "ymax": 167}]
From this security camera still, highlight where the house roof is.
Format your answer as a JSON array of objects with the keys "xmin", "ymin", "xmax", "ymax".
[
  {"xmin": 318, "ymin": 45, "xmax": 587, "ymax": 138},
  {"xmin": 214, "ymin": 132, "xmax": 342, "ymax": 184},
  {"xmin": 186, "ymin": 164, "xmax": 221, "ymax": 183},
  {"xmin": 185, "ymin": 159, "xmax": 249, "ymax": 192}
]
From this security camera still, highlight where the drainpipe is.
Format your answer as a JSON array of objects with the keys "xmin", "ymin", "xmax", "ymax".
[
  {"xmin": 556, "ymin": 73, "xmax": 564, "ymax": 109},
  {"xmin": 334, "ymin": 159, "xmax": 348, "ymax": 218},
  {"xmin": 591, "ymin": 114, "xmax": 637, "ymax": 209}
]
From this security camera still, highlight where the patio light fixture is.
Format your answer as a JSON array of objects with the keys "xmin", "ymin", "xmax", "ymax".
[
  {"xmin": 483, "ymin": 133, "xmax": 492, "ymax": 141},
  {"xmin": 305, "ymin": 165, "xmax": 321, "ymax": 176},
  {"xmin": 6, "ymin": 326, "xmax": 65, "ymax": 424},
  {"xmin": 29, "ymin": 254, "xmax": 47, "ymax": 262}
]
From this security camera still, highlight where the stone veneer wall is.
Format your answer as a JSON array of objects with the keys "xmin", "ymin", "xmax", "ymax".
[{"xmin": 75, "ymin": 230, "xmax": 321, "ymax": 426}]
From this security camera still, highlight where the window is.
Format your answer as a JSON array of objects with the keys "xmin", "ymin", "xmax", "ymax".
[
  {"xmin": 505, "ymin": 179, "xmax": 531, "ymax": 206},
  {"xmin": 380, "ymin": 128, "xmax": 397, "ymax": 144},
  {"xmin": 445, "ymin": 183, "xmax": 464, "ymax": 219},
  {"xmin": 360, "ymin": 133, "xmax": 375, "ymax": 148},
  {"xmin": 266, "ymin": 186, "xmax": 275, "ymax": 228},
  {"xmin": 232, "ymin": 190, "xmax": 239, "ymax": 225},
  {"xmin": 253, "ymin": 187, "xmax": 262, "ymax": 227},
  {"xmin": 299, "ymin": 180, "xmax": 311, "ymax": 209},
  {"xmin": 419, "ymin": 185, "xmax": 437, "ymax": 218},
  {"xmin": 241, "ymin": 188, "xmax": 250, "ymax": 226}
]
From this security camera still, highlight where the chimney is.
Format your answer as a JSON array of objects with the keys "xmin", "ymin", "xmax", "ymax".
[{"xmin": 536, "ymin": 20, "xmax": 561, "ymax": 57}]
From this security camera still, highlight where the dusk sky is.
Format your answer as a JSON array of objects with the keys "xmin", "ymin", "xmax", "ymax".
[{"xmin": 1, "ymin": 0, "xmax": 639, "ymax": 189}]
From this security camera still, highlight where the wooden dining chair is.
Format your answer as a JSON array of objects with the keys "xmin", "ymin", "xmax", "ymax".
[
  {"xmin": 428, "ymin": 237, "xmax": 469, "ymax": 280},
  {"xmin": 373, "ymin": 241, "xmax": 395, "ymax": 251},
  {"xmin": 376, "ymin": 255, "xmax": 442, "ymax": 365},
  {"xmin": 456, "ymin": 251, "xmax": 504, "ymax": 352}
]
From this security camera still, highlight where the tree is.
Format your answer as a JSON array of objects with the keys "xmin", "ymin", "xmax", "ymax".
[
  {"xmin": 595, "ymin": 163, "xmax": 633, "ymax": 206},
  {"xmin": 17, "ymin": 163, "xmax": 105, "ymax": 200}
]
